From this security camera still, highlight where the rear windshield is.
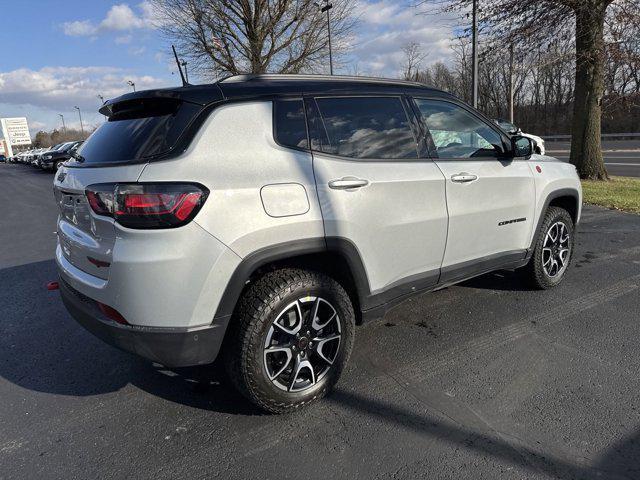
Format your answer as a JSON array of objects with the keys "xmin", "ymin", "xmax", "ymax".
[{"xmin": 76, "ymin": 99, "xmax": 201, "ymax": 165}]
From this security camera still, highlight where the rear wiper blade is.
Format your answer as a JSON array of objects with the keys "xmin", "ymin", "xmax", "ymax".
[{"xmin": 70, "ymin": 151, "xmax": 85, "ymax": 163}]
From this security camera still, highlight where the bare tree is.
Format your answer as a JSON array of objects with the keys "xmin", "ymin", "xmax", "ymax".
[
  {"xmin": 401, "ymin": 42, "xmax": 428, "ymax": 81},
  {"xmin": 151, "ymin": 0, "xmax": 357, "ymax": 79},
  {"xmin": 419, "ymin": 0, "xmax": 640, "ymax": 180},
  {"xmin": 33, "ymin": 128, "xmax": 93, "ymax": 148}
]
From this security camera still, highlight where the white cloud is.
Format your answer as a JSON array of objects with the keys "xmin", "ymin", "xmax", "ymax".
[
  {"xmin": 128, "ymin": 46, "xmax": 146, "ymax": 56},
  {"xmin": 350, "ymin": 0, "xmax": 458, "ymax": 77},
  {"xmin": 29, "ymin": 121, "xmax": 47, "ymax": 131},
  {"xmin": 63, "ymin": 20, "xmax": 97, "ymax": 36},
  {"xmin": 62, "ymin": 2, "xmax": 155, "ymax": 37},
  {"xmin": 101, "ymin": 4, "xmax": 146, "ymax": 30},
  {"xmin": 115, "ymin": 34, "xmax": 133, "ymax": 44},
  {"xmin": 0, "ymin": 66, "xmax": 168, "ymax": 130},
  {"xmin": 0, "ymin": 58, "xmax": 166, "ymax": 132}
]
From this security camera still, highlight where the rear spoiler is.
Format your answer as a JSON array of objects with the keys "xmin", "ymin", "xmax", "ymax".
[{"xmin": 99, "ymin": 85, "xmax": 225, "ymax": 118}]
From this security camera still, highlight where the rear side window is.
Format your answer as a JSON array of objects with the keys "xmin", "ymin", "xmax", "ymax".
[
  {"xmin": 274, "ymin": 99, "xmax": 308, "ymax": 149},
  {"xmin": 77, "ymin": 98, "xmax": 201, "ymax": 165},
  {"xmin": 311, "ymin": 97, "xmax": 418, "ymax": 159}
]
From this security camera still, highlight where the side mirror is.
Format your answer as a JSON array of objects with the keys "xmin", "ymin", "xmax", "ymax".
[{"xmin": 511, "ymin": 135, "xmax": 533, "ymax": 157}]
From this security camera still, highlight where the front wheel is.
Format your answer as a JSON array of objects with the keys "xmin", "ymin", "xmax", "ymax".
[
  {"xmin": 522, "ymin": 206, "xmax": 574, "ymax": 289},
  {"xmin": 224, "ymin": 268, "xmax": 355, "ymax": 413}
]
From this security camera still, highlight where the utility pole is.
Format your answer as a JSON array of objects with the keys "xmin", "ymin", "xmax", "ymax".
[
  {"xmin": 315, "ymin": 1, "xmax": 334, "ymax": 75},
  {"xmin": 181, "ymin": 61, "xmax": 189, "ymax": 83},
  {"xmin": 74, "ymin": 106, "xmax": 84, "ymax": 136},
  {"xmin": 508, "ymin": 43, "xmax": 515, "ymax": 123},
  {"xmin": 58, "ymin": 114, "xmax": 66, "ymax": 133},
  {"xmin": 471, "ymin": 0, "xmax": 478, "ymax": 108}
]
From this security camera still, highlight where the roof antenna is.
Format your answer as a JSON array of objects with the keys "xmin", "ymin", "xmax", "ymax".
[{"xmin": 172, "ymin": 45, "xmax": 188, "ymax": 86}]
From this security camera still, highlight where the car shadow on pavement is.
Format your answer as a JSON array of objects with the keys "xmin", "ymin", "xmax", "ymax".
[
  {"xmin": 0, "ymin": 259, "xmax": 261, "ymax": 415},
  {"xmin": 328, "ymin": 389, "xmax": 640, "ymax": 480},
  {"xmin": 459, "ymin": 269, "xmax": 533, "ymax": 292},
  {"xmin": 3, "ymin": 260, "xmax": 640, "ymax": 476}
]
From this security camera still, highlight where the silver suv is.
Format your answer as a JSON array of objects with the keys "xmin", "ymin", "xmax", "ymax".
[{"xmin": 54, "ymin": 75, "xmax": 582, "ymax": 413}]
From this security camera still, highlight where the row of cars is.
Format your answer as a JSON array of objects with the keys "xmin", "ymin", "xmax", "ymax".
[{"xmin": 3, "ymin": 141, "xmax": 83, "ymax": 171}]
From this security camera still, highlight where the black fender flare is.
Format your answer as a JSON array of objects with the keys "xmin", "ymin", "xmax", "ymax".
[
  {"xmin": 527, "ymin": 187, "xmax": 581, "ymax": 259},
  {"xmin": 212, "ymin": 237, "xmax": 371, "ymax": 320}
]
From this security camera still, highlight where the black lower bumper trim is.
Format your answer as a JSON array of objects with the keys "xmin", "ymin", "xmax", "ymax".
[{"xmin": 59, "ymin": 280, "xmax": 229, "ymax": 367}]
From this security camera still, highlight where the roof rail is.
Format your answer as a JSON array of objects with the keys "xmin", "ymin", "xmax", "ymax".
[{"xmin": 218, "ymin": 73, "xmax": 428, "ymax": 88}]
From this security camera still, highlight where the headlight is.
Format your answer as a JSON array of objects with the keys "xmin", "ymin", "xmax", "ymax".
[{"xmin": 43, "ymin": 154, "xmax": 52, "ymax": 160}]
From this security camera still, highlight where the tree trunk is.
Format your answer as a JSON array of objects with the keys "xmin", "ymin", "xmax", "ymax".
[{"xmin": 569, "ymin": 2, "xmax": 609, "ymax": 180}]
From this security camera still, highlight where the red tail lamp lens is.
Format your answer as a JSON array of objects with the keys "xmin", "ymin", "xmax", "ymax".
[
  {"xmin": 86, "ymin": 189, "xmax": 114, "ymax": 216},
  {"xmin": 85, "ymin": 183, "xmax": 208, "ymax": 229},
  {"xmin": 97, "ymin": 302, "xmax": 129, "ymax": 325}
]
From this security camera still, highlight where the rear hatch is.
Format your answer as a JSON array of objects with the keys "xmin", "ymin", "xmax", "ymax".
[
  {"xmin": 54, "ymin": 91, "xmax": 215, "ymax": 280},
  {"xmin": 54, "ymin": 164, "xmax": 145, "ymax": 279}
]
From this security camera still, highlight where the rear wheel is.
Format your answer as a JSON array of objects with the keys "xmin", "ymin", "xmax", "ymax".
[
  {"xmin": 224, "ymin": 268, "xmax": 355, "ymax": 413},
  {"xmin": 522, "ymin": 206, "xmax": 574, "ymax": 289}
]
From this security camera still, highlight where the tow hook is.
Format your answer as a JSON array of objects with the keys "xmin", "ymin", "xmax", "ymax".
[{"xmin": 46, "ymin": 281, "xmax": 59, "ymax": 291}]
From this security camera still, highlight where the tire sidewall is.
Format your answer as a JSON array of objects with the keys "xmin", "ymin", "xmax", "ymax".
[
  {"xmin": 533, "ymin": 208, "xmax": 574, "ymax": 288},
  {"xmin": 242, "ymin": 273, "xmax": 355, "ymax": 410}
]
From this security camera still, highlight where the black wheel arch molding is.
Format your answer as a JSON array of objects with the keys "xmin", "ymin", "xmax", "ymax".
[
  {"xmin": 526, "ymin": 188, "xmax": 581, "ymax": 261},
  {"xmin": 213, "ymin": 237, "xmax": 372, "ymax": 322}
]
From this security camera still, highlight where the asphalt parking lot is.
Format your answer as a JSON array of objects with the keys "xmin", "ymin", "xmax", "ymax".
[{"xmin": 1, "ymin": 163, "xmax": 640, "ymax": 480}]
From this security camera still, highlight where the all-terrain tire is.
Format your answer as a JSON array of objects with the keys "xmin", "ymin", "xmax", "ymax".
[
  {"xmin": 522, "ymin": 206, "xmax": 575, "ymax": 289},
  {"xmin": 223, "ymin": 268, "xmax": 355, "ymax": 414}
]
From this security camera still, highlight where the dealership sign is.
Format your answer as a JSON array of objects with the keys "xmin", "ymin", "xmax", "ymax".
[{"xmin": 1, "ymin": 117, "xmax": 32, "ymax": 146}]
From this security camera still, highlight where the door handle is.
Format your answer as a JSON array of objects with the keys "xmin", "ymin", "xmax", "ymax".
[
  {"xmin": 450, "ymin": 173, "xmax": 478, "ymax": 183},
  {"xmin": 328, "ymin": 177, "xmax": 369, "ymax": 190}
]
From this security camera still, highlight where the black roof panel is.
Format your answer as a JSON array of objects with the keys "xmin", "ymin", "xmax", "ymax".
[
  {"xmin": 217, "ymin": 74, "xmax": 453, "ymax": 100},
  {"xmin": 101, "ymin": 74, "xmax": 454, "ymax": 112}
]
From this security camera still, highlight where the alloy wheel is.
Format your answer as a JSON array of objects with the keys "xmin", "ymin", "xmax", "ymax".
[
  {"xmin": 263, "ymin": 296, "xmax": 341, "ymax": 393},
  {"xmin": 542, "ymin": 221, "xmax": 570, "ymax": 278}
]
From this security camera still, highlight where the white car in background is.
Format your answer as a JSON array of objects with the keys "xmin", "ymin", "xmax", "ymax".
[{"xmin": 495, "ymin": 119, "xmax": 546, "ymax": 155}]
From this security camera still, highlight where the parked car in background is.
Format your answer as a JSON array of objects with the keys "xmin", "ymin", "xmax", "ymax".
[
  {"xmin": 495, "ymin": 119, "xmax": 546, "ymax": 155},
  {"xmin": 41, "ymin": 141, "xmax": 82, "ymax": 171},
  {"xmin": 31, "ymin": 148, "xmax": 48, "ymax": 167},
  {"xmin": 28, "ymin": 143, "xmax": 64, "ymax": 167},
  {"xmin": 0, "ymin": 154, "xmax": 6, "ymax": 163},
  {"xmin": 54, "ymin": 74, "xmax": 581, "ymax": 413},
  {"xmin": 22, "ymin": 151, "xmax": 35, "ymax": 164}
]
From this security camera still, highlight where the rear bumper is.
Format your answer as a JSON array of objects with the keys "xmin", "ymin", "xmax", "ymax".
[{"xmin": 59, "ymin": 279, "xmax": 228, "ymax": 367}]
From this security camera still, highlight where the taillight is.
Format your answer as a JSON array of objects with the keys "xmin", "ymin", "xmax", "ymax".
[
  {"xmin": 97, "ymin": 302, "xmax": 129, "ymax": 325},
  {"xmin": 85, "ymin": 183, "xmax": 208, "ymax": 229}
]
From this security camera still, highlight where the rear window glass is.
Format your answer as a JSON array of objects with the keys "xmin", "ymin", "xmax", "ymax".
[
  {"xmin": 76, "ymin": 100, "xmax": 201, "ymax": 165},
  {"xmin": 312, "ymin": 97, "xmax": 418, "ymax": 159},
  {"xmin": 274, "ymin": 99, "xmax": 308, "ymax": 149}
]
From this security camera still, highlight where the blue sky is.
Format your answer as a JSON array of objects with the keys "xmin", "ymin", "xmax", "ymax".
[{"xmin": 0, "ymin": 1, "xmax": 455, "ymax": 133}]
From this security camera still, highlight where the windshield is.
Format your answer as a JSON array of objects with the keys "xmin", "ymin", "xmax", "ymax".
[{"xmin": 497, "ymin": 119, "xmax": 518, "ymax": 132}]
